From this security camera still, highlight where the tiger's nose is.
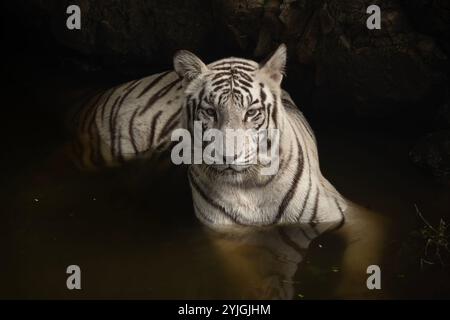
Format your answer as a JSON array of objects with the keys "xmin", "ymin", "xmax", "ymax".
[{"xmin": 223, "ymin": 154, "xmax": 237, "ymax": 164}]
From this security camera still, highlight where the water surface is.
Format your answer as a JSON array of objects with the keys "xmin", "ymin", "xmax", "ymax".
[{"xmin": 3, "ymin": 70, "xmax": 450, "ymax": 299}]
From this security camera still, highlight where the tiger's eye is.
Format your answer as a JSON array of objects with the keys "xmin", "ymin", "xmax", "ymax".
[
  {"xmin": 205, "ymin": 108, "xmax": 216, "ymax": 117},
  {"xmin": 246, "ymin": 109, "xmax": 258, "ymax": 117}
]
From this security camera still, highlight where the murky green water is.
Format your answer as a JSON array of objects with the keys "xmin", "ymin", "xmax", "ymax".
[{"xmin": 3, "ymin": 69, "xmax": 450, "ymax": 299}]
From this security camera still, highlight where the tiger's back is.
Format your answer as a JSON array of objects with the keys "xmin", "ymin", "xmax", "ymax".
[{"xmin": 70, "ymin": 71, "xmax": 183, "ymax": 170}]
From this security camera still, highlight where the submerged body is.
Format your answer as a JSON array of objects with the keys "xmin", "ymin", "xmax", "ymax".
[{"xmin": 71, "ymin": 44, "xmax": 346, "ymax": 227}]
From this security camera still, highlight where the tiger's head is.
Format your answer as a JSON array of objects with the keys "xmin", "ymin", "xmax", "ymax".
[{"xmin": 173, "ymin": 44, "xmax": 287, "ymax": 184}]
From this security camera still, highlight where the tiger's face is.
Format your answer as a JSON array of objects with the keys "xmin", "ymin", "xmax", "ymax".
[{"xmin": 174, "ymin": 45, "xmax": 287, "ymax": 184}]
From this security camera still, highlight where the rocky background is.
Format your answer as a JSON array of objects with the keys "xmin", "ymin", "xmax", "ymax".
[{"xmin": 3, "ymin": 0, "xmax": 450, "ymax": 184}]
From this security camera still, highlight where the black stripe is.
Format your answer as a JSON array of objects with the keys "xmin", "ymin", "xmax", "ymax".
[
  {"xmin": 111, "ymin": 80, "xmax": 142, "ymax": 158},
  {"xmin": 212, "ymin": 77, "xmax": 231, "ymax": 87},
  {"xmin": 235, "ymin": 82, "xmax": 252, "ymax": 95},
  {"xmin": 235, "ymin": 78, "xmax": 252, "ymax": 88},
  {"xmin": 298, "ymin": 152, "xmax": 312, "ymax": 221},
  {"xmin": 218, "ymin": 89, "xmax": 231, "ymax": 98},
  {"xmin": 137, "ymin": 71, "xmax": 171, "ymax": 98},
  {"xmin": 158, "ymin": 120, "xmax": 180, "ymax": 145},
  {"xmin": 211, "ymin": 60, "xmax": 256, "ymax": 68},
  {"xmin": 87, "ymin": 93, "xmax": 105, "ymax": 167},
  {"xmin": 272, "ymin": 132, "xmax": 304, "ymax": 224},
  {"xmin": 213, "ymin": 85, "xmax": 229, "ymax": 92},
  {"xmin": 139, "ymin": 78, "xmax": 181, "ymax": 116},
  {"xmin": 272, "ymin": 93, "xmax": 278, "ymax": 128},
  {"xmin": 266, "ymin": 102, "xmax": 271, "ymax": 129},
  {"xmin": 194, "ymin": 88, "xmax": 206, "ymax": 120},
  {"xmin": 254, "ymin": 114, "xmax": 265, "ymax": 130},
  {"xmin": 123, "ymin": 79, "xmax": 140, "ymax": 91},
  {"xmin": 101, "ymin": 87, "xmax": 119, "ymax": 122},
  {"xmin": 309, "ymin": 186, "xmax": 320, "ymax": 226},
  {"xmin": 211, "ymin": 65, "xmax": 256, "ymax": 73},
  {"xmin": 232, "ymin": 89, "xmax": 244, "ymax": 106},
  {"xmin": 209, "ymin": 66, "xmax": 232, "ymax": 71},
  {"xmin": 117, "ymin": 129, "xmax": 124, "ymax": 163},
  {"xmin": 234, "ymin": 70, "xmax": 253, "ymax": 82},
  {"xmin": 212, "ymin": 72, "xmax": 232, "ymax": 81},
  {"xmin": 148, "ymin": 111, "xmax": 163, "ymax": 148},
  {"xmin": 158, "ymin": 109, "xmax": 182, "ymax": 142},
  {"xmin": 128, "ymin": 108, "xmax": 141, "ymax": 154},
  {"xmin": 252, "ymin": 140, "xmax": 293, "ymax": 188},
  {"xmin": 93, "ymin": 111, "xmax": 105, "ymax": 167},
  {"xmin": 188, "ymin": 171, "xmax": 244, "ymax": 225},
  {"xmin": 213, "ymin": 65, "xmax": 256, "ymax": 73},
  {"xmin": 259, "ymin": 86, "xmax": 267, "ymax": 131},
  {"xmin": 260, "ymin": 85, "xmax": 267, "ymax": 103},
  {"xmin": 108, "ymin": 96, "xmax": 122, "ymax": 158},
  {"xmin": 186, "ymin": 99, "xmax": 193, "ymax": 132}
]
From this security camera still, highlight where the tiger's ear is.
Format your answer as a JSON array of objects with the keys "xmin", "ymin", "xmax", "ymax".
[
  {"xmin": 259, "ymin": 44, "xmax": 287, "ymax": 85},
  {"xmin": 173, "ymin": 50, "xmax": 208, "ymax": 86}
]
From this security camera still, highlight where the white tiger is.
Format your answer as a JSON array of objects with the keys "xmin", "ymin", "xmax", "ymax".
[{"xmin": 71, "ymin": 44, "xmax": 347, "ymax": 227}]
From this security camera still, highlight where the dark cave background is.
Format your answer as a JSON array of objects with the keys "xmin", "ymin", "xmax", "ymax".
[{"xmin": 2, "ymin": 0, "xmax": 450, "ymax": 184}]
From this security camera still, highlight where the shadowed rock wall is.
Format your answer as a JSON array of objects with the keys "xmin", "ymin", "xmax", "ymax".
[{"xmin": 4, "ymin": 0, "xmax": 450, "ymax": 182}]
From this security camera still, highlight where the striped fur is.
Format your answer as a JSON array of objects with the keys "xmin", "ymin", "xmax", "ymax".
[
  {"xmin": 71, "ymin": 44, "xmax": 346, "ymax": 228},
  {"xmin": 70, "ymin": 71, "xmax": 183, "ymax": 169},
  {"xmin": 176, "ymin": 45, "xmax": 347, "ymax": 227}
]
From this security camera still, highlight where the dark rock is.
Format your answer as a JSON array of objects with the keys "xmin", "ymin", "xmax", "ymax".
[
  {"xmin": 410, "ymin": 131, "xmax": 450, "ymax": 184},
  {"xmin": 211, "ymin": 0, "xmax": 266, "ymax": 56},
  {"xmin": 11, "ymin": 0, "xmax": 216, "ymax": 67},
  {"xmin": 221, "ymin": 0, "xmax": 449, "ymax": 117},
  {"xmin": 5, "ymin": 0, "xmax": 450, "ymax": 118},
  {"xmin": 307, "ymin": 0, "xmax": 448, "ymax": 117},
  {"xmin": 434, "ymin": 91, "xmax": 450, "ymax": 130},
  {"xmin": 403, "ymin": 0, "xmax": 450, "ymax": 56}
]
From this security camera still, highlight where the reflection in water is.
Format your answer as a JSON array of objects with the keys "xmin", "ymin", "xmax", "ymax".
[{"xmin": 206, "ymin": 222, "xmax": 341, "ymax": 299}]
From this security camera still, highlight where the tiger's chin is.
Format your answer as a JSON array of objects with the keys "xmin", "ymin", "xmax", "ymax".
[{"xmin": 194, "ymin": 163, "xmax": 267, "ymax": 185}]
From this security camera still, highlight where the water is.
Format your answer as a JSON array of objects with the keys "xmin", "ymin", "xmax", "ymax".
[{"xmin": 3, "ymin": 69, "xmax": 450, "ymax": 299}]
